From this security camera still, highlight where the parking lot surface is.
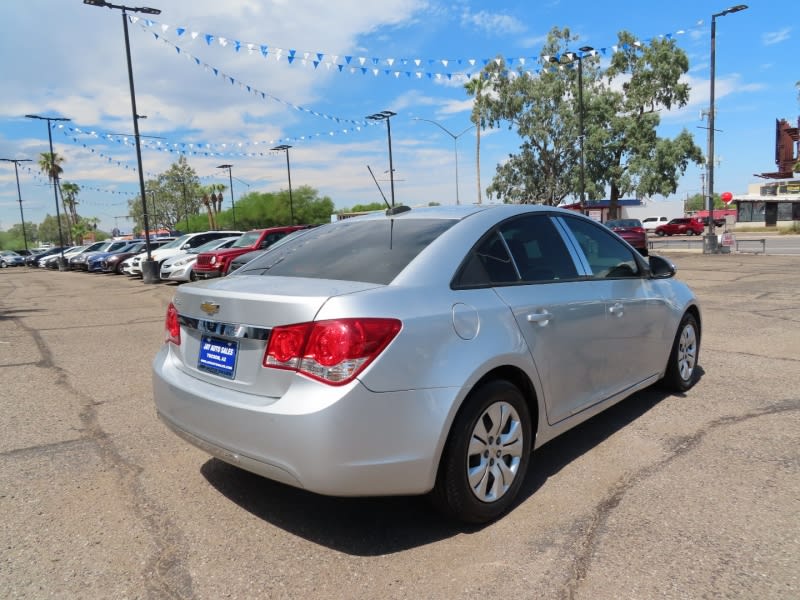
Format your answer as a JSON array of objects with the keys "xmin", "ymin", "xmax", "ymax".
[{"xmin": 1, "ymin": 254, "xmax": 798, "ymax": 599}]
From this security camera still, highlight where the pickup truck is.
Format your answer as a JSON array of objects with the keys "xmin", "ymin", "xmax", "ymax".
[{"xmin": 193, "ymin": 225, "xmax": 309, "ymax": 279}]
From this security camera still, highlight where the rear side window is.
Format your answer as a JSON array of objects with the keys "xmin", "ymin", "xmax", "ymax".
[
  {"xmin": 454, "ymin": 214, "xmax": 578, "ymax": 287},
  {"xmin": 240, "ymin": 219, "xmax": 456, "ymax": 284}
]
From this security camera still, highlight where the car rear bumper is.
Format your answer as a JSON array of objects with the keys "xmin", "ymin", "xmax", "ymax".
[{"xmin": 152, "ymin": 345, "xmax": 456, "ymax": 497}]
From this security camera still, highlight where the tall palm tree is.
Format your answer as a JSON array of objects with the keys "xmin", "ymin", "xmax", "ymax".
[
  {"xmin": 465, "ymin": 76, "xmax": 487, "ymax": 204},
  {"xmin": 201, "ymin": 185, "xmax": 217, "ymax": 230},
  {"xmin": 38, "ymin": 152, "xmax": 72, "ymax": 243},
  {"xmin": 38, "ymin": 151, "xmax": 63, "ymax": 182},
  {"xmin": 60, "ymin": 181, "xmax": 81, "ymax": 226}
]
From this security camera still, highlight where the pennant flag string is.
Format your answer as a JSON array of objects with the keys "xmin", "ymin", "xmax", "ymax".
[
  {"xmin": 55, "ymin": 121, "xmax": 368, "ymax": 162},
  {"xmin": 137, "ymin": 22, "xmax": 374, "ymax": 128},
  {"xmin": 18, "ymin": 163, "xmax": 138, "ymax": 202},
  {"xmin": 134, "ymin": 15, "xmax": 707, "ymax": 83}
]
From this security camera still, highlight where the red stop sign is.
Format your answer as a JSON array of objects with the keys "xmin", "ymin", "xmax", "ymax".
[{"xmin": 721, "ymin": 191, "xmax": 734, "ymax": 205}]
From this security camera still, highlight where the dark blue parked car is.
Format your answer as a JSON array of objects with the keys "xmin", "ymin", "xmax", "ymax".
[{"xmin": 87, "ymin": 241, "xmax": 146, "ymax": 272}]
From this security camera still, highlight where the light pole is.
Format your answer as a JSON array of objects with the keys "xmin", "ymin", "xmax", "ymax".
[
  {"xmin": 549, "ymin": 45, "xmax": 594, "ymax": 214},
  {"xmin": 413, "ymin": 118, "xmax": 474, "ymax": 205},
  {"xmin": 366, "ymin": 111, "xmax": 397, "ymax": 207},
  {"xmin": 176, "ymin": 177, "xmax": 190, "ymax": 231},
  {"xmin": 25, "ymin": 114, "xmax": 71, "ymax": 268},
  {"xmin": 83, "ymin": 0, "xmax": 161, "ymax": 282},
  {"xmin": 1, "ymin": 158, "xmax": 32, "ymax": 252},
  {"xmin": 271, "ymin": 145, "xmax": 294, "ymax": 225},
  {"xmin": 705, "ymin": 4, "xmax": 748, "ymax": 254},
  {"xmin": 576, "ymin": 46, "xmax": 593, "ymax": 215},
  {"xmin": 147, "ymin": 190, "xmax": 158, "ymax": 232},
  {"xmin": 216, "ymin": 164, "xmax": 236, "ymax": 228}
]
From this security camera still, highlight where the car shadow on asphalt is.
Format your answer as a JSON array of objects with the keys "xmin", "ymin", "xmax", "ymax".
[
  {"xmin": 200, "ymin": 374, "xmax": 702, "ymax": 555},
  {"xmin": 0, "ymin": 307, "xmax": 45, "ymax": 320}
]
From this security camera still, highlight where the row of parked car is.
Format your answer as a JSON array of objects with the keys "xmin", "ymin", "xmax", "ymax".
[{"xmin": 17, "ymin": 225, "xmax": 312, "ymax": 283}]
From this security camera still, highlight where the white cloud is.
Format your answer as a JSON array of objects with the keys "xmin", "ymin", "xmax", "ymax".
[
  {"xmin": 762, "ymin": 28, "xmax": 791, "ymax": 46},
  {"xmin": 460, "ymin": 9, "xmax": 526, "ymax": 36}
]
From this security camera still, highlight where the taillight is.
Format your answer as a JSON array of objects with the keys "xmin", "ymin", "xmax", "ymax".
[
  {"xmin": 165, "ymin": 302, "xmax": 181, "ymax": 345},
  {"xmin": 263, "ymin": 318, "xmax": 401, "ymax": 385},
  {"xmin": 632, "ymin": 226, "xmax": 645, "ymax": 234}
]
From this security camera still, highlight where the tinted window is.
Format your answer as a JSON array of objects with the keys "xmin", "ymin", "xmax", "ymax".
[
  {"xmin": 561, "ymin": 217, "xmax": 640, "ymax": 279},
  {"xmin": 241, "ymin": 219, "xmax": 455, "ymax": 284},
  {"xmin": 454, "ymin": 214, "xmax": 578, "ymax": 287}
]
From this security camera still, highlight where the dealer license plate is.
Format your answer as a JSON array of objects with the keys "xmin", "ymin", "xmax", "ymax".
[{"xmin": 198, "ymin": 336, "xmax": 239, "ymax": 379}]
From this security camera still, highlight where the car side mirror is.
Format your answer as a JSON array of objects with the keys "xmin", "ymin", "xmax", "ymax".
[{"xmin": 648, "ymin": 255, "xmax": 676, "ymax": 279}]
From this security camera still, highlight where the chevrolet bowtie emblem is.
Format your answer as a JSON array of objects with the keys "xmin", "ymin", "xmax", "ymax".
[{"xmin": 200, "ymin": 301, "xmax": 220, "ymax": 316}]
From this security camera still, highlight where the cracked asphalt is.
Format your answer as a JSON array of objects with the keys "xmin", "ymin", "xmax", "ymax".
[{"xmin": 1, "ymin": 253, "xmax": 798, "ymax": 599}]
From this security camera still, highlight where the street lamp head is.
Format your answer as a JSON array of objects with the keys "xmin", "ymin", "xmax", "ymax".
[
  {"xmin": 25, "ymin": 114, "xmax": 71, "ymax": 122},
  {"xmin": 0, "ymin": 158, "xmax": 32, "ymax": 163},
  {"xmin": 83, "ymin": 0, "xmax": 161, "ymax": 14},
  {"xmin": 271, "ymin": 144, "xmax": 292, "ymax": 151},
  {"xmin": 721, "ymin": 4, "xmax": 748, "ymax": 15},
  {"xmin": 366, "ymin": 110, "xmax": 396, "ymax": 121},
  {"xmin": 217, "ymin": 164, "xmax": 233, "ymax": 169},
  {"xmin": 579, "ymin": 46, "xmax": 594, "ymax": 55}
]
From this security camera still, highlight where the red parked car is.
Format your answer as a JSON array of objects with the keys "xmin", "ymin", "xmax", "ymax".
[
  {"xmin": 654, "ymin": 218, "xmax": 704, "ymax": 237},
  {"xmin": 193, "ymin": 225, "xmax": 310, "ymax": 279},
  {"xmin": 604, "ymin": 219, "xmax": 648, "ymax": 256}
]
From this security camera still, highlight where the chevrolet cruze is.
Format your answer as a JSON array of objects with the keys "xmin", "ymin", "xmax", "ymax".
[{"xmin": 153, "ymin": 204, "xmax": 701, "ymax": 523}]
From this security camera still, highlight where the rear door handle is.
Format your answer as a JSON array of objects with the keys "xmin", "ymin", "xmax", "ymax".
[
  {"xmin": 609, "ymin": 302, "xmax": 624, "ymax": 317},
  {"xmin": 526, "ymin": 310, "xmax": 552, "ymax": 326}
]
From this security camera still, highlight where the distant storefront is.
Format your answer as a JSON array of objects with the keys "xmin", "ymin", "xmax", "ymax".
[{"xmin": 733, "ymin": 181, "xmax": 800, "ymax": 227}]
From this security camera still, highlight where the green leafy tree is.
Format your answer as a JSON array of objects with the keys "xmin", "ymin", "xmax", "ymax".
[
  {"xmin": 594, "ymin": 31, "xmax": 704, "ymax": 218},
  {"xmin": 467, "ymin": 27, "xmax": 702, "ymax": 215},
  {"xmin": 684, "ymin": 193, "xmax": 724, "ymax": 212},
  {"xmin": 344, "ymin": 202, "xmax": 386, "ymax": 213},
  {"xmin": 221, "ymin": 186, "xmax": 334, "ymax": 230},
  {"xmin": 467, "ymin": 28, "xmax": 603, "ymax": 205},
  {"xmin": 37, "ymin": 214, "xmax": 71, "ymax": 246},
  {"xmin": 127, "ymin": 157, "xmax": 203, "ymax": 233}
]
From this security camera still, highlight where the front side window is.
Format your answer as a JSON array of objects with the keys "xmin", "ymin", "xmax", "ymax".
[{"xmin": 560, "ymin": 217, "xmax": 641, "ymax": 279}]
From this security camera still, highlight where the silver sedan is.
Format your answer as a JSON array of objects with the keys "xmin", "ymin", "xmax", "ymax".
[{"xmin": 153, "ymin": 204, "xmax": 700, "ymax": 524}]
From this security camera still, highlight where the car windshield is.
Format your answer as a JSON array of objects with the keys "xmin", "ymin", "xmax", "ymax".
[
  {"xmin": 240, "ymin": 218, "xmax": 456, "ymax": 285},
  {"xmin": 606, "ymin": 219, "xmax": 641, "ymax": 228},
  {"xmin": 156, "ymin": 234, "xmax": 191, "ymax": 250},
  {"xmin": 231, "ymin": 231, "xmax": 262, "ymax": 248},
  {"xmin": 190, "ymin": 236, "xmax": 240, "ymax": 254}
]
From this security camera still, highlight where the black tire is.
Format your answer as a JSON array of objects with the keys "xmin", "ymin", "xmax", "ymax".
[
  {"xmin": 661, "ymin": 312, "xmax": 700, "ymax": 392},
  {"xmin": 432, "ymin": 379, "xmax": 532, "ymax": 524},
  {"xmin": 189, "ymin": 270, "xmax": 197, "ymax": 282}
]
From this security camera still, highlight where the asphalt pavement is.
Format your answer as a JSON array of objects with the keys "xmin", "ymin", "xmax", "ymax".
[{"xmin": 0, "ymin": 255, "xmax": 798, "ymax": 600}]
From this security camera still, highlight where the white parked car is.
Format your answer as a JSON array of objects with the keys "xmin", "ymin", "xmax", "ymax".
[
  {"xmin": 641, "ymin": 216, "xmax": 669, "ymax": 231},
  {"xmin": 159, "ymin": 236, "xmax": 241, "ymax": 283},
  {"xmin": 39, "ymin": 245, "xmax": 87, "ymax": 269},
  {"xmin": 126, "ymin": 231, "xmax": 241, "ymax": 277}
]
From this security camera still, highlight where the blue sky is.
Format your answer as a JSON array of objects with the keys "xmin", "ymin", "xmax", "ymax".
[{"xmin": 0, "ymin": 0, "xmax": 797, "ymax": 234}]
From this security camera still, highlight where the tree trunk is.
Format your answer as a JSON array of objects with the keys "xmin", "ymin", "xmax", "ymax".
[{"xmin": 609, "ymin": 183, "xmax": 621, "ymax": 220}]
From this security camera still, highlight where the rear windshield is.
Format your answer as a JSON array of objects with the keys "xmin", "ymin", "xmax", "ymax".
[{"xmin": 239, "ymin": 218, "xmax": 456, "ymax": 284}]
